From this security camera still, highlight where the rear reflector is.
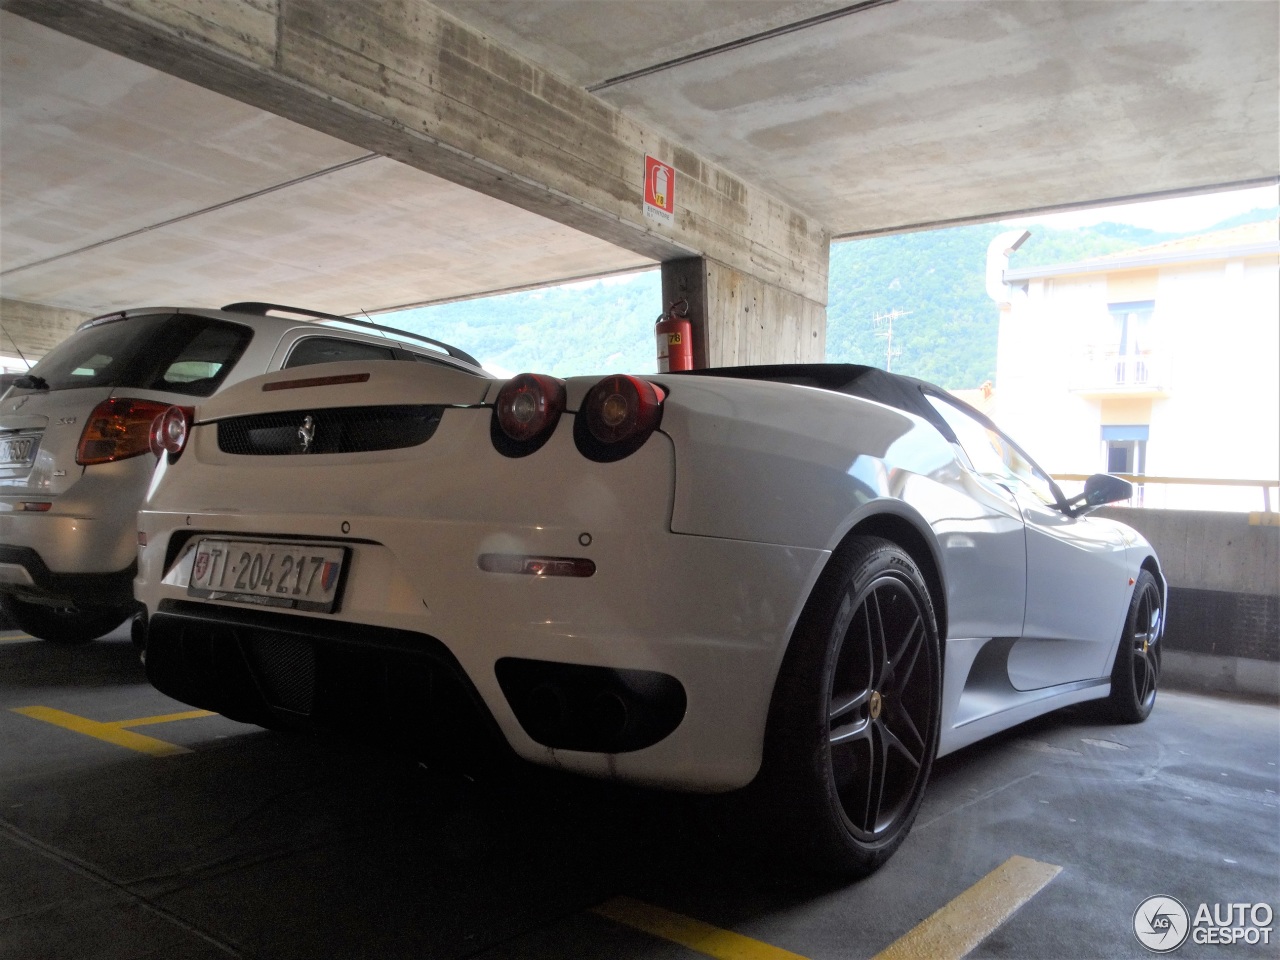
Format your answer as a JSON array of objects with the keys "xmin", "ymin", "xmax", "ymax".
[
  {"xmin": 478, "ymin": 554, "xmax": 596, "ymax": 577},
  {"xmin": 263, "ymin": 373, "xmax": 371, "ymax": 391},
  {"xmin": 19, "ymin": 502, "xmax": 52, "ymax": 512}
]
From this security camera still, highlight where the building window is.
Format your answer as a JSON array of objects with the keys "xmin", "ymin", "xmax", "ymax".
[
  {"xmin": 1102, "ymin": 424, "xmax": 1149, "ymax": 504},
  {"xmin": 1107, "ymin": 301, "xmax": 1155, "ymax": 384},
  {"xmin": 1106, "ymin": 440, "xmax": 1144, "ymax": 474}
]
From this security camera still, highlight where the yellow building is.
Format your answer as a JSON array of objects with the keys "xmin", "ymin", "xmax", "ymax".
[{"xmin": 989, "ymin": 221, "xmax": 1279, "ymax": 511}]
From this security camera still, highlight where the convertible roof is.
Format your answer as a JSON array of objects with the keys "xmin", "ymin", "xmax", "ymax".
[{"xmin": 673, "ymin": 364, "xmax": 960, "ymax": 443}]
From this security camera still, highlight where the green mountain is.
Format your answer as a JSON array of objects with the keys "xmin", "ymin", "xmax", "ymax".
[
  {"xmin": 387, "ymin": 273, "xmax": 663, "ymax": 377},
  {"xmin": 384, "ymin": 205, "xmax": 1278, "ymax": 387}
]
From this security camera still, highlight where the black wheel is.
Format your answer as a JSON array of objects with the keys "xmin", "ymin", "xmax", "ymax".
[
  {"xmin": 1105, "ymin": 570, "xmax": 1162, "ymax": 723},
  {"xmin": 743, "ymin": 535, "xmax": 942, "ymax": 876},
  {"xmin": 0, "ymin": 594, "xmax": 129, "ymax": 645}
]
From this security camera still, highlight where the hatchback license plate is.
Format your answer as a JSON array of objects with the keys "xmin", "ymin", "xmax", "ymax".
[
  {"xmin": 188, "ymin": 539, "xmax": 347, "ymax": 613},
  {"xmin": 0, "ymin": 436, "xmax": 35, "ymax": 465}
]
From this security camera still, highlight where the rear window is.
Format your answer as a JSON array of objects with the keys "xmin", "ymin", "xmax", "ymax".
[{"xmin": 24, "ymin": 314, "xmax": 252, "ymax": 397}]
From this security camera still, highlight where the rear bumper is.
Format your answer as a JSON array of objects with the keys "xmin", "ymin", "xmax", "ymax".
[
  {"xmin": 136, "ymin": 515, "xmax": 827, "ymax": 791},
  {"xmin": 0, "ymin": 473, "xmax": 142, "ymax": 607},
  {"xmin": 133, "ymin": 410, "xmax": 829, "ymax": 790},
  {"xmin": 0, "ymin": 456, "xmax": 152, "ymax": 579},
  {"xmin": 0, "ymin": 543, "xmax": 135, "ymax": 608}
]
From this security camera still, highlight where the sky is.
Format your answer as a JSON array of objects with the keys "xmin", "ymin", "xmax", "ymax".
[{"xmin": 1005, "ymin": 183, "xmax": 1279, "ymax": 233}]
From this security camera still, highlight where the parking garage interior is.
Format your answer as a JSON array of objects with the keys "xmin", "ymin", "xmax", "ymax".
[{"xmin": 2, "ymin": 2, "xmax": 1278, "ymax": 958}]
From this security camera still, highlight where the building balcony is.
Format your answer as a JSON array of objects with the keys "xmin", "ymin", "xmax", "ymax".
[{"xmin": 1070, "ymin": 351, "xmax": 1168, "ymax": 397}]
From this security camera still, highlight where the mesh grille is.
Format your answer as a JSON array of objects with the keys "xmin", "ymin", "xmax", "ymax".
[
  {"xmin": 217, "ymin": 405, "xmax": 442, "ymax": 455},
  {"xmin": 245, "ymin": 631, "xmax": 316, "ymax": 714}
]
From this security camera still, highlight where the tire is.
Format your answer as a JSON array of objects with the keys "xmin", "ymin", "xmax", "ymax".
[
  {"xmin": 0, "ymin": 594, "xmax": 130, "ymax": 645},
  {"xmin": 1104, "ymin": 570, "xmax": 1162, "ymax": 723},
  {"xmin": 740, "ymin": 535, "xmax": 943, "ymax": 876}
]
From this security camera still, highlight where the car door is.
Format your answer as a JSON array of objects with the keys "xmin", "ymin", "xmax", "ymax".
[
  {"xmin": 922, "ymin": 396, "xmax": 1027, "ymax": 641},
  {"xmin": 1011, "ymin": 483, "xmax": 1129, "ymax": 688},
  {"xmin": 925, "ymin": 394, "xmax": 1127, "ymax": 688}
]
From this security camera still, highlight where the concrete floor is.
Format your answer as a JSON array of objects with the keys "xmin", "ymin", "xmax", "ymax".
[{"xmin": 2, "ymin": 625, "xmax": 1277, "ymax": 960}]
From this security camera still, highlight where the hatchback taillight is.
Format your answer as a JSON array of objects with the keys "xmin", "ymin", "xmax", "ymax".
[
  {"xmin": 492, "ymin": 373, "xmax": 567, "ymax": 456},
  {"xmin": 575, "ymin": 375, "xmax": 665, "ymax": 462},
  {"xmin": 148, "ymin": 405, "xmax": 194, "ymax": 461},
  {"xmin": 76, "ymin": 398, "xmax": 174, "ymax": 465}
]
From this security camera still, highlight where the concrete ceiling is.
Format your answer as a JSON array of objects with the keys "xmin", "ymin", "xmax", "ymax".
[
  {"xmin": 0, "ymin": 11, "xmax": 653, "ymax": 316},
  {"xmin": 446, "ymin": 0, "xmax": 1279, "ymax": 233},
  {"xmin": 2, "ymin": 0, "xmax": 1276, "ymax": 316}
]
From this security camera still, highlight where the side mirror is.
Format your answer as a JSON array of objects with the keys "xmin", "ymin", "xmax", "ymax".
[{"xmin": 1083, "ymin": 473, "xmax": 1133, "ymax": 507}]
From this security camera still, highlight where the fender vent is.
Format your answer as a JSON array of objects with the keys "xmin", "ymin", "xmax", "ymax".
[{"xmin": 217, "ymin": 405, "xmax": 443, "ymax": 455}]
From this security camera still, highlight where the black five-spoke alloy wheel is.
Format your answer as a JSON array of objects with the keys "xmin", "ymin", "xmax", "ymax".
[
  {"xmin": 827, "ymin": 565, "xmax": 936, "ymax": 842},
  {"xmin": 746, "ymin": 535, "xmax": 942, "ymax": 876},
  {"xmin": 1106, "ymin": 569, "xmax": 1162, "ymax": 723}
]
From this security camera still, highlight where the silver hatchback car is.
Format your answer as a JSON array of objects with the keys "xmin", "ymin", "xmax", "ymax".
[{"xmin": 0, "ymin": 302, "xmax": 486, "ymax": 643}]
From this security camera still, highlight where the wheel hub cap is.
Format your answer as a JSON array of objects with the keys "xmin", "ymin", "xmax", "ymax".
[{"xmin": 869, "ymin": 689, "xmax": 883, "ymax": 720}]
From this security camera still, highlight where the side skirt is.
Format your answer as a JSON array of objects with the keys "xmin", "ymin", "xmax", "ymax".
[{"xmin": 937, "ymin": 636, "xmax": 1109, "ymax": 758}]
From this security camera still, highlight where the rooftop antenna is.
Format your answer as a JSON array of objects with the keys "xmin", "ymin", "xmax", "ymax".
[
  {"xmin": 358, "ymin": 307, "xmax": 391, "ymax": 340},
  {"xmin": 0, "ymin": 323, "xmax": 32, "ymax": 369},
  {"xmin": 873, "ymin": 309, "xmax": 910, "ymax": 372}
]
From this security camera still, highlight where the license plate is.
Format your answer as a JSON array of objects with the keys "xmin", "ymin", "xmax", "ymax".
[
  {"xmin": 0, "ymin": 436, "xmax": 35, "ymax": 466},
  {"xmin": 187, "ymin": 539, "xmax": 347, "ymax": 613}
]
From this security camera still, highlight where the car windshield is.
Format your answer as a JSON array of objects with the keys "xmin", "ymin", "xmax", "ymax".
[{"xmin": 23, "ymin": 314, "xmax": 253, "ymax": 397}]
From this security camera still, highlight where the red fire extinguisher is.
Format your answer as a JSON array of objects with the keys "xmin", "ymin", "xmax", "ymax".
[{"xmin": 656, "ymin": 298, "xmax": 694, "ymax": 372}]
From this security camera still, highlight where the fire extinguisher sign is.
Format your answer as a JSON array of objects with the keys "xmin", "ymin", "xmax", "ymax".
[{"xmin": 643, "ymin": 155, "xmax": 675, "ymax": 227}]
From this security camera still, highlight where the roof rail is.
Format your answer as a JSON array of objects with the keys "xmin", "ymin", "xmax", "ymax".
[{"xmin": 221, "ymin": 301, "xmax": 481, "ymax": 368}]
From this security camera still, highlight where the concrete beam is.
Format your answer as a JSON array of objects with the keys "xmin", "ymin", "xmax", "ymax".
[
  {"xmin": 0, "ymin": 298, "xmax": 91, "ymax": 361},
  {"xmin": 4, "ymin": 0, "xmax": 829, "ymax": 310}
]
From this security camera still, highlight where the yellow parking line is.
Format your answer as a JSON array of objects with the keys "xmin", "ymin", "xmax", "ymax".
[
  {"xmin": 871, "ymin": 855, "xmax": 1062, "ymax": 960},
  {"xmin": 594, "ymin": 855, "xmax": 1060, "ymax": 960},
  {"xmin": 592, "ymin": 896, "xmax": 809, "ymax": 960},
  {"xmin": 0, "ymin": 633, "xmax": 36, "ymax": 643},
  {"xmin": 114, "ymin": 709, "xmax": 215, "ymax": 728},
  {"xmin": 11, "ymin": 706, "xmax": 191, "ymax": 757}
]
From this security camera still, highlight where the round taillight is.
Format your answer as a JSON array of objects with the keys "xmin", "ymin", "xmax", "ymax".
[
  {"xmin": 149, "ymin": 405, "xmax": 192, "ymax": 460},
  {"xmin": 575, "ymin": 375, "xmax": 665, "ymax": 462},
  {"xmin": 492, "ymin": 373, "xmax": 566, "ymax": 456}
]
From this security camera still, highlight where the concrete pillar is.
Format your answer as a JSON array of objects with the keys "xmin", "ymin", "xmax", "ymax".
[
  {"xmin": 662, "ymin": 257, "xmax": 826, "ymax": 368},
  {"xmin": 0, "ymin": 299, "xmax": 91, "ymax": 362}
]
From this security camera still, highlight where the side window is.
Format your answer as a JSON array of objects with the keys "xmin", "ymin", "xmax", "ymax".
[
  {"xmin": 926, "ymin": 396, "xmax": 1058, "ymax": 506},
  {"xmin": 284, "ymin": 337, "xmax": 397, "ymax": 368},
  {"xmin": 410, "ymin": 351, "xmax": 468, "ymax": 371}
]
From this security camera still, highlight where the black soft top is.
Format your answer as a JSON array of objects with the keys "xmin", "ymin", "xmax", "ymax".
[{"xmin": 669, "ymin": 363, "xmax": 961, "ymax": 444}]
